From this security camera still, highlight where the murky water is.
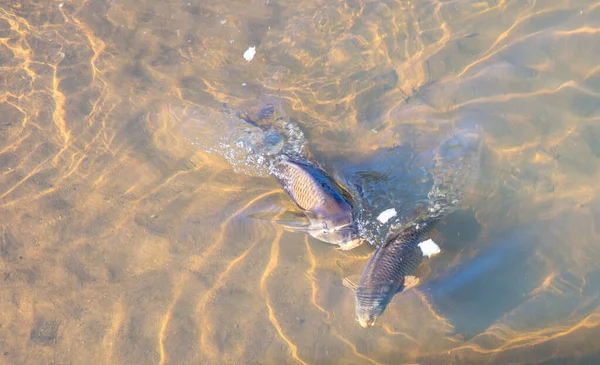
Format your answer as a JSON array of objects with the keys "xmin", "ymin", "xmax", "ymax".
[{"xmin": 1, "ymin": 0, "xmax": 600, "ymax": 364}]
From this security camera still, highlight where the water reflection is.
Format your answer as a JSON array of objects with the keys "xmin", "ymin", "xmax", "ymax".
[{"xmin": 1, "ymin": 0, "xmax": 600, "ymax": 364}]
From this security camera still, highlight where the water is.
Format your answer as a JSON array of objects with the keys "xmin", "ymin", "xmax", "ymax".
[
  {"xmin": 1, "ymin": 0, "xmax": 600, "ymax": 364},
  {"xmin": 170, "ymin": 103, "xmax": 304, "ymax": 177}
]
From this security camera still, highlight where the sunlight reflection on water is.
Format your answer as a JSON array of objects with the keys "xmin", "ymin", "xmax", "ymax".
[{"xmin": 0, "ymin": 0, "xmax": 600, "ymax": 364}]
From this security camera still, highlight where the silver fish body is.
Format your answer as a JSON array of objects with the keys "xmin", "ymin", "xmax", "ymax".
[
  {"xmin": 271, "ymin": 159, "xmax": 362, "ymax": 250},
  {"xmin": 354, "ymin": 219, "xmax": 438, "ymax": 327},
  {"xmin": 233, "ymin": 104, "xmax": 361, "ymax": 249}
]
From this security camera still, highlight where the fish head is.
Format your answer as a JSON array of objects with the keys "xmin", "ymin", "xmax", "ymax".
[
  {"xmin": 357, "ymin": 312, "xmax": 378, "ymax": 328},
  {"xmin": 355, "ymin": 296, "xmax": 386, "ymax": 328},
  {"xmin": 355, "ymin": 286, "xmax": 397, "ymax": 328},
  {"xmin": 308, "ymin": 212, "xmax": 362, "ymax": 250}
]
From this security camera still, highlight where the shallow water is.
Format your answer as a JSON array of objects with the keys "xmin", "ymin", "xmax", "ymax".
[{"xmin": 1, "ymin": 0, "xmax": 600, "ymax": 364}]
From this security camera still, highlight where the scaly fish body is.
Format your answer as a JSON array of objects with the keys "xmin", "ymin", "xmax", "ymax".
[
  {"xmin": 271, "ymin": 159, "xmax": 362, "ymax": 250},
  {"xmin": 352, "ymin": 219, "xmax": 439, "ymax": 327},
  {"xmin": 233, "ymin": 104, "xmax": 361, "ymax": 249}
]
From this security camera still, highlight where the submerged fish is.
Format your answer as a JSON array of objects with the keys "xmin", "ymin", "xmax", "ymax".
[
  {"xmin": 342, "ymin": 127, "xmax": 483, "ymax": 327},
  {"xmin": 176, "ymin": 101, "xmax": 361, "ymax": 249},
  {"xmin": 236, "ymin": 104, "xmax": 362, "ymax": 250},
  {"xmin": 270, "ymin": 159, "xmax": 362, "ymax": 250},
  {"xmin": 343, "ymin": 219, "xmax": 440, "ymax": 327}
]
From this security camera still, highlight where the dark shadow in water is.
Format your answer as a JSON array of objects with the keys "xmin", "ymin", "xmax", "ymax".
[
  {"xmin": 424, "ymin": 224, "xmax": 546, "ymax": 340},
  {"xmin": 332, "ymin": 143, "xmax": 431, "ymax": 246},
  {"xmin": 436, "ymin": 209, "xmax": 482, "ymax": 253},
  {"xmin": 535, "ymin": 354, "xmax": 600, "ymax": 365}
]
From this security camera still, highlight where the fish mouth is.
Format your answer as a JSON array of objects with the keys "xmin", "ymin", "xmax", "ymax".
[
  {"xmin": 358, "ymin": 317, "xmax": 377, "ymax": 328},
  {"xmin": 337, "ymin": 237, "xmax": 363, "ymax": 251}
]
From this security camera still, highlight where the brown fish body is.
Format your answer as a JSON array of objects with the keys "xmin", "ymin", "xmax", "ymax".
[
  {"xmin": 353, "ymin": 219, "xmax": 439, "ymax": 327},
  {"xmin": 345, "ymin": 128, "xmax": 483, "ymax": 327},
  {"xmin": 233, "ymin": 104, "xmax": 361, "ymax": 250},
  {"xmin": 271, "ymin": 159, "xmax": 362, "ymax": 250},
  {"xmin": 273, "ymin": 160, "xmax": 346, "ymax": 213}
]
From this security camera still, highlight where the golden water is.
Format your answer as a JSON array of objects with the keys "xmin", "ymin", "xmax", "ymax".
[{"xmin": 1, "ymin": 0, "xmax": 600, "ymax": 364}]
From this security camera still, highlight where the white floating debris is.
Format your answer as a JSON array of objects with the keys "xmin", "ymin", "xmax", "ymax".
[
  {"xmin": 241, "ymin": 82, "xmax": 247, "ymax": 86},
  {"xmin": 418, "ymin": 239, "xmax": 441, "ymax": 257},
  {"xmin": 243, "ymin": 46, "xmax": 256, "ymax": 62},
  {"xmin": 220, "ymin": 20, "xmax": 227, "ymax": 25},
  {"xmin": 377, "ymin": 208, "xmax": 397, "ymax": 224},
  {"xmin": 58, "ymin": 2, "xmax": 64, "ymax": 7}
]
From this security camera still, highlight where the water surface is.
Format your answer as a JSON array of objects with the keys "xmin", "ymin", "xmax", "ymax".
[{"xmin": 1, "ymin": 0, "xmax": 600, "ymax": 364}]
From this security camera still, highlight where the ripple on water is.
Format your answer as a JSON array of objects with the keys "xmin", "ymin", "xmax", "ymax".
[{"xmin": 1, "ymin": 0, "xmax": 600, "ymax": 364}]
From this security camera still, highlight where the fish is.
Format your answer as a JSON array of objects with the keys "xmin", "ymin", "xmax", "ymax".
[
  {"xmin": 270, "ymin": 159, "xmax": 362, "ymax": 250},
  {"xmin": 234, "ymin": 103, "xmax": 361, "ymax": 250},
  {"xmin": 343, "ymin": 218, "xmax": 441, "ymax": 327}
]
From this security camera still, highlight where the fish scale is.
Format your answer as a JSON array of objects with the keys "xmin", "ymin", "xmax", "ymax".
[
  {"xmin": 352, "ymin": 218, "xmax": 440, "ymax": 327},
  {"xmin": 268, "ymin": 158, "xmax": 362, "ymax": 250},
  {"xmin": 273, "ymin": 160, "xmax": 332, "ymax": 211},
  {"xmin": 359, "ymin": 223, "xmax": 432, "ymax": 287},
  {"xmin": 179, "ymin": 102, "xmax": 361, "ymax": 249},
  {"xmin": 349, "ymin": 128, "xmax": 483, "ymax": 327}
]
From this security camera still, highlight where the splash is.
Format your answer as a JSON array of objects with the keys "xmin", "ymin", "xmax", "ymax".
[
  {"xmin": 168, "ymin": 103, "xmax": 306, "ymax": 177},
  {"xmin": 340, "ymin": 128, "xmax": 483, "ymax": 247},
  {"xmin": 338, "ymin": 143, "xmax": 432, "ymax": 247},
  {"xmin": 425, "ymin": 127, "xmax": 484, "ymax": 219}
]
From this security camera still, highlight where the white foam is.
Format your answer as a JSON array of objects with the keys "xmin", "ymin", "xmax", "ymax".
[
  {"xmin": 418, "ymin": 239, "xmax": 441, "ymax": 257},
  {"xmin": 243, "ymin": 46, "xmax": 256, "ymax": 61},
  {"xmin": 377, "ymin": 208, "xmax": 397, "ymax": 224}
]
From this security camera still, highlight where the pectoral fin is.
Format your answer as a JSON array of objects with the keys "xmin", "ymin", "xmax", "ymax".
[
  {"xmin": 342, "ymin": 275, "xmax": 360, "ymax": 291},
  {"xmin": 277, "ymin": 220, "xmax": 316, "ymax": 232},
  {"xmin": 247, "ymin": 211, "xmax": 316, "ymax": 232},
  {"xmin": 247, "ymin": 210, "xmax": 305, "ymax": 221},
  {"xmin": 275, "ymin": 212, "xmax": 325, "ymax": 233},
  {"xmin": 402, "ymin": 276, "xmax": 420, "ymax": 291}
]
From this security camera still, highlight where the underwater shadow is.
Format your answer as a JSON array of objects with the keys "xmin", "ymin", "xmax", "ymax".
[{"xmin": 423, "ymin": 223, "xmax": 546, "ymax": 340}]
